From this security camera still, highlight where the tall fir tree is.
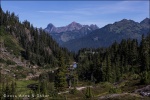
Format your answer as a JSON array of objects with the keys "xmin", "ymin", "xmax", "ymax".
[{"xmin": 54, "ymin": 52, "xmax": 67, "ymax": 91}]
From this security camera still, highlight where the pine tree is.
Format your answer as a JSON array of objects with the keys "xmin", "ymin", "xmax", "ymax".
[
  {"xmin": 140, "ymin": 71, "xmax": 150, "ymax": 84},
  {"xmin": 140, "ymin": 35, "xmax": 150, "ymax": 72},
  {"xmin": 106, "ymin": 53, "xmax": 112, "ymax": 82},
  {"xmin": 85, "ymin": 87, "xmax": 93, "ymax": 99},
  {"xmin": 54, "ymin": 53, "xmax": 67, "ymax": 91},
  {"xmin": 101, "ymin": 58, "xmax": 107, "ymax": 82},
  {"xmin": 54, "ymin": 69, "xmax": 67, "ymax": 91},
  {"xmin": 130, "ymin": 39, "xmax": 138, "ymax": 65},
  {"xmin": 5, "ymin": 83, "xmax": 11, "ymax": 100},
  {"xmin": 10, "ymin": 81, "xmax": 16, "ymax": 100},
  {"xmin": 41, "ymin": 80, "xmax": 47, "ymax": 95}
]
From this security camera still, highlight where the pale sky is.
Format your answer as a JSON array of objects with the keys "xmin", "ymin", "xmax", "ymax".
[{"xmin": 1, "ymin": 0, "xmax": 149, "ymax": 28}]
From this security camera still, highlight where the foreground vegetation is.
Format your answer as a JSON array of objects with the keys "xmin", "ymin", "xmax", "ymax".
[{"xmin": 0, "ymin": 75, "xmax": 150, "ymax": 100}]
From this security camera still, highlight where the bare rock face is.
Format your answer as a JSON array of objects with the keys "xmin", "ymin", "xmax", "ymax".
[
  {"xmin": 45, "ymin": 22, "xmax": 99, "ymax": 43},
  {"xmin": 45, "ymin": 21, "xmax": 98, "ymax": 33},
  {"xmin": 135, "ymin": 85, "xmax": 150, "ymax": 96}
]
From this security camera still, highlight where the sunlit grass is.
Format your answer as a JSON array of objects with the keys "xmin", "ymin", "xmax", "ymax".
[{"xmin": 16, "ymin": 80, "xmax": 37, "ymax": 95}]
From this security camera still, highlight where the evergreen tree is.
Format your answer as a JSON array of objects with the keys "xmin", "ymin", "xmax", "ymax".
[
  {"xmin": 140, "ymin": 71, "xmax": 150, "ymax": 84},
  {"xmin": 5, "ymin": 83, "xmax": 11, "ymax": 100},
  {"xmin": 105, "ymin": 52, "xmax": 112, "ymax": 82},
  {"xmin": 85, "ymin": 87, "xmax": 93, "ymax": 99},
  {"xmin": 54, "ymin": 53, "xmax": 67, "ymax": 91},
  {"xmin": 140, "ymin": 35, "xmax": 150, "ymax": 72},
  {"xmin": 41, "ymin": 80, "xmax": 47, "ymax": 95},
  {"xmin": 10, "ymin": 81, "xmax": 16, "ymax": 100}
]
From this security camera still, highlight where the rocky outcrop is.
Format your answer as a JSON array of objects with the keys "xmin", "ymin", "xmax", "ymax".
[{"xmin": 135, "ymin": 85, "xmax": 150, "ymax": 97}]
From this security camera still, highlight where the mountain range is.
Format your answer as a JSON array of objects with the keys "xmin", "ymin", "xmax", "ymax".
[
  {"xmin": 45, "ymin": 22, "xmax": 99, "ymax": 43},
  {"xmin": 45, "ymin": 18, "xmax": 150, "ymax": 52}
]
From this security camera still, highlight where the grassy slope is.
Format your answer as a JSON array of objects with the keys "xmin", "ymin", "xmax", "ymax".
[
  {"xmin": 0, "ymin": 26, "xmax": 23, "ymax": 56},
  {"xmin": 61, "ymin": 73, "xmax": 150, "ymax": 100},
  {"xmin": 16, "ymin": 80, "xmax": 38, "ymax": 95}
]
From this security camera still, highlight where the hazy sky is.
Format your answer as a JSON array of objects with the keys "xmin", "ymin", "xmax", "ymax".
[{"xmin": 1, "ymin": 1, "xmax": 149, "ymax": 28}]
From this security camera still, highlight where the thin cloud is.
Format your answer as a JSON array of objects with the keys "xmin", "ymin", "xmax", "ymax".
[
  {"xmin": 82, "ymin": 1, "xmax": 148, "ymax": 15},
  {"xmin": 37, "ymin": 10, "xmax": 91, "ymax": 15},
  {"xmin": 36, "ymin": 1, "xmax": 148, "ymax": 28},
  {"xmin": 37, "ymin": 1, "xmax": 148, "ymax": 16},
  {"xmin": 38, "ymin": 11, "xmax": 67, "ymax": 14}
]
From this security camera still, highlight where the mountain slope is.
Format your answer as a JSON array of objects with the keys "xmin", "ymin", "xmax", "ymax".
[
  {"xmin": 45, "ymin": 22, "xmax": 99, "ymax": 43},
  {"xmin": 0, "ymin": 8, "xmax": 73, "ymax": 79},
  {"xmin": 62, "ymin": 18, "xmax": 150, "ymax": 52}
]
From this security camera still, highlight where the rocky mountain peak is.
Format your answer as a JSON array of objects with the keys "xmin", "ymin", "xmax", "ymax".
[
  {"xmin": 119, "ymin": 19, "xmax": 135, "ymax": 23},
  {"xmin": 140, "ymin": 18, "xmax": 150, "ymax": 25},
  {"xmin": 70, "ymin": 21, "xmax": 78, "ymax": 25},
  {"xmin": 45, "ymin": 23, "xmax": 56, "ymax": 33},
  {"xmin": 47, "ymin": 23, "xmax": 55, "ymax": 28},
  {"xmin": 90, "ymin": 24, "xmax": 99, "ymax": 30},
  {"xmin": 67, "ymin": 21, "xmax": 83, "ymax": 30},
  {"xmin": 112, "ymin": 19, "xmax": 138, "ymax": 28}
]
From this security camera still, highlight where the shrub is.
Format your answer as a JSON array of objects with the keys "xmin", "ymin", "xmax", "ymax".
[
  {"xmin": 4, "ymin": 36, "xmax": 20, "ymax": 56},
  {"xmin": 0, "ymin": 58, "xmax": 6, "ymax": 63},
  {"xmin": 69, "ymin": 86, "xmax": 77, "ymax": 94},
  {"xmin": 101, "ymin": 82, "xmax": 112, "ymax": 89},
  {"xmin": 6, "ymin": 60, "xmax": 16, "ymax": 65},
  {"xmin": 85, "ymin": 87, "xmax": 94, "ymax": 98},
  {"xmin": 16, "ymin": 66, "xmax": 23, "ymax": 70},
  {"xmin": 109, "ymin": 87, "xmax": 122, "ymax": 94},
  {"xmin": 140, "ymin": 71, "xmax": 150, "ymax": 85},
  {"xmin": 132, "ymin": 74, "xmax": 139, "ymax": 80}
]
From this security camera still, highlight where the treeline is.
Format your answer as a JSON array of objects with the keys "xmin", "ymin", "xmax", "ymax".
[
  {"xmin": 0, "ymin": 7, "xmax": 73, "ymax": 67},
  {"xmin": 76, "ymin": 33, "xmax": 150, "ymax": 84}
]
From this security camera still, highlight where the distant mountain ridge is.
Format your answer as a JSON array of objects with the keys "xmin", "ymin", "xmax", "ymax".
[
  {"xmin": 45, "ymin": 22, "xmax": 99, "ymax": 43},
  {"xmin": 62, "ymin": 18, "xmax": 150, "ymax": 52},
  {"xmin": 45, "ymin": 21, "xmax": 98, "ymax": 33},
  {"xmin": 45, "ymin": 18, "xmax": 150, "ymax": 52}
]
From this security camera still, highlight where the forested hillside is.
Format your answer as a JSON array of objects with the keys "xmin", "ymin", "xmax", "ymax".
[
  {"xmin": 76, "ymin": 33, "xmax": 150, "ymax": 84},
  {"xmin": 0, "ymin": 7, "xmax": 74, "ymax": 100},
  {"xmin": 0, "ymin": 7, "xmax": 73, "ymax": 67}
]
